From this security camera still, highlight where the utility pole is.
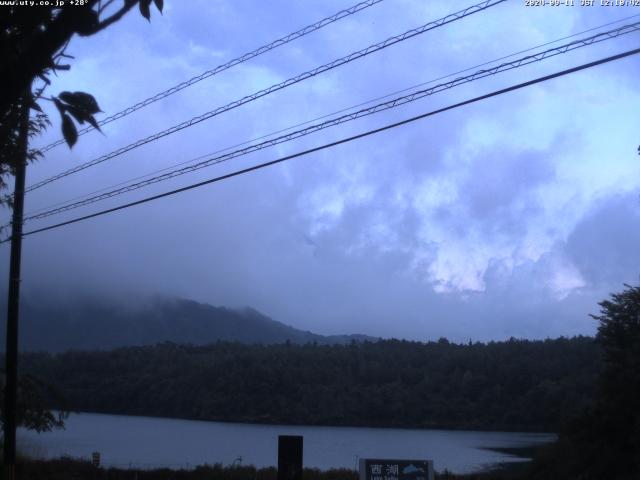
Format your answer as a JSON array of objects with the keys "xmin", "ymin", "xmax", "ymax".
[{"xmin": 3, "ymin": 90, "xmax": 30, "ymax": 480}]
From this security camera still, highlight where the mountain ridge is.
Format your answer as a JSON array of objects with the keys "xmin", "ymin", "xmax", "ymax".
[{"xmin": 3, "ymin": 295, "xmax": 375, "ymax": 352}]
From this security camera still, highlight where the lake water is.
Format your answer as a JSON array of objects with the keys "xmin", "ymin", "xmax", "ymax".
[{"xmin": 18, "ymin": 413, "xmax": 555, "ymax": 474}]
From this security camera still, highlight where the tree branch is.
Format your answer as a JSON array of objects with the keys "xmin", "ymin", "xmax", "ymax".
[
  {"xmin": 80, "ymin": 0, "xmax": 138, "ymax": 36},
  {"xmin": 0, "ymin": 1, "xmax": 101, "ymax": 114},
  {"xmin": 98, "ymin": 0, "xmax": 117, "ymax": 15}
]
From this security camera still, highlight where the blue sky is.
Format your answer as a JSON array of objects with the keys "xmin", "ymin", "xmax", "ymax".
[{"xmin": 2, "ymin": 0, "xmax": 639, "ymax": 341}]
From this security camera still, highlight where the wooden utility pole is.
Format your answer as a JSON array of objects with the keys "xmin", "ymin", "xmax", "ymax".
[{"xmin": 3, "ymin": 90, "xmax": 30, "ymax": 480}]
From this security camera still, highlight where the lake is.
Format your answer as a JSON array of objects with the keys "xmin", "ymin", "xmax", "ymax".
[{"xmin": 18, "ymin": 413, "xmax": 555, "ymax": 474}]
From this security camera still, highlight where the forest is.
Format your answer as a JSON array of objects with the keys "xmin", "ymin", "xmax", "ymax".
[
  {"xmin": 20, "ymin": 336, "xmax": 599, "ymax": 432},
  {"xmin": 11, "ymin": 285, "xmax": 640, "ymax": 479}
]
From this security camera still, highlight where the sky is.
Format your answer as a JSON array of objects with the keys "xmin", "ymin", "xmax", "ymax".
[{"xmin": 1, "ymin": 0, "xmax": 639, "ymax": 342}]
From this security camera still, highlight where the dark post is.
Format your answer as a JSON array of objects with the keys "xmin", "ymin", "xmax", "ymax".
[
  {"xmin": 3, "ymin": 91, "xmax": 30, "ymax": 479},
  {"xmin": 278, "ymin": 435, "xmax": 303, "ymax": 480}
]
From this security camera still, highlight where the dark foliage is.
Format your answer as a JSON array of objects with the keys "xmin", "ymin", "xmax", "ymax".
[
  {"xmin": 0, "ymin": 373, "xmax": 67, "ymax": 433},
  {"xmin": 526, "ymin": 284, "xmax": 640, "ymax": 479},
  {"xmin": 7, "ymin": 459, "xmax": 358, "ymax": 480},
  {"xmin": 0, "ymin": 0, "xmax": 162, "ymax": 207},
  {"xmin": 20, "ymin": 337, "xmax": 599, "ymax": 432},
  {"xmin": 2, "ymin": 457, "xmax": 527, "ymax": 480}
]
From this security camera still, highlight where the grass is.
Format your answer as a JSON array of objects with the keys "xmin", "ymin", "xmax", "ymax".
[
  {"xmin": 0, "ymin": 456, "xmax": 543, "ymax": 480},
  {"xmin": 0, "ymin": 442, "xmax": 549, "ymax": 480}
]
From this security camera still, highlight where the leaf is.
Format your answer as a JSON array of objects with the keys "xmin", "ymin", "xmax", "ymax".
[
  {"xmin": 86, "ymin": 115, "xmax": 102, "ymax": 133},
  {"xmin": 58, "ymin": 91, "xmax": 74, "ymax": 104},
  {"xmin": 153, "ymin": 0, "xmax": 163, "ymax": 13},
  {"xmin": 139, "ymin": 0, "xmax": 152, "ymax": 21},
  {"xmin": 75, "ymin": 8, "xmax": 100, "ymax": 36},
  {"xmin": 30, "ymin": 100, "xmax": 43, "ymax": 113},
  {"xmin": 53, "ymin": 98, "xmax": 66, "ymax": 115},
  {"xmin": 61, "ymin": 114, "xmax": 78, "ymax": 148},
  {"xmin": 59, "ymin": 91, "xmax": 101, "ymax": 114},
  {"xmin": 65, "ymin": 105, "xmax": 87, "ymax": 125},
  {"xmin": 73, "ymin": 92, "xmax": 101, "ymax": 114}
]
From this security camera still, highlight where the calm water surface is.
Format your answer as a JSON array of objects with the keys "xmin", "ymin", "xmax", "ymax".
[{"xmin": 18, "ymin": 413, "xmax": 554, "ymax": 474}]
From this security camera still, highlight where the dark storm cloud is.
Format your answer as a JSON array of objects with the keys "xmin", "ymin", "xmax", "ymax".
[{"xmin": 564, "ymin": 193, "xmax": 640, "ymax": 288}]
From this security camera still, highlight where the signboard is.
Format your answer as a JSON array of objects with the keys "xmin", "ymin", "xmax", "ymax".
[{"xmin": 359, "ymin": 459, "xmax": 434, "ymax": 480}]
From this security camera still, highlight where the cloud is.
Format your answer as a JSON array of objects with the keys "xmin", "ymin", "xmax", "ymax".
[
  {"xmin": 1, "ymin": 1, "xmax": 639, "ymax": 344},
  {"xmin": 564, "ymin": 193, "xmax": 640, "ymax": 288}
]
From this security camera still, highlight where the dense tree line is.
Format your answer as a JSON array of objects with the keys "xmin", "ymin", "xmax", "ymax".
[
  {"xmin": 20, "ymin": 336, "xmax": 599, "ymax": 432},
  {"xmin": 526, "ymin": 284, "xmax": 640, "ymax": 479}
]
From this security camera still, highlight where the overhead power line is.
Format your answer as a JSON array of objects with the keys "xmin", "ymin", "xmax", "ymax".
[
  {"xmin": 5, "ymin": 46, "xmax": 638, "ymax": 243},
  {"xmin": 21, "ymin": 20, "xmax": 640, "ymax": 223},
  {"xmin": 23, "ymin": 13, "xmax": 638, "ymax": 220},
  {"xmin": 25, "ymin": 0, "xmax": 506, "ymax": 194},
  {"xmin": 37, "ymin": 0, "xmax": 386, "ymax": 154}
]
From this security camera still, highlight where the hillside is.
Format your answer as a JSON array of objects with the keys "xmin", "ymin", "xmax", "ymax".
[
  {"xmin": 21, "ymin": 337, "xmax": 600, "ymax": 432},
  {"xmin": 5, "ymin": 296, "xmax": 373, "ymax": 352}
]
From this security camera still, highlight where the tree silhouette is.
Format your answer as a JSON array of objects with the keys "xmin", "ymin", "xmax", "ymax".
[
  {"xmin": 587, "ymin": 283, "xmax": 640, "ymax": 477},
  {"xmin": 0, "ymin": 1, "xmax": 163, "ymax": 453},
  {"xmin": 0, "ymin": 0, "xmax": 163, "ymax": 204},
  {"xmin": 0, "ymin": 373, "xmax": 68, "ymax": 433},
  {"xmin": 531, "ymin": 284, "xmax": 640, "ymax": 479}
]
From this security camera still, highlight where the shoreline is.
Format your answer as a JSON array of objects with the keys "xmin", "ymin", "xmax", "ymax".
[{"xmin": 55, "ymin": 409, "xmax": 559, "ymax": 435}]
